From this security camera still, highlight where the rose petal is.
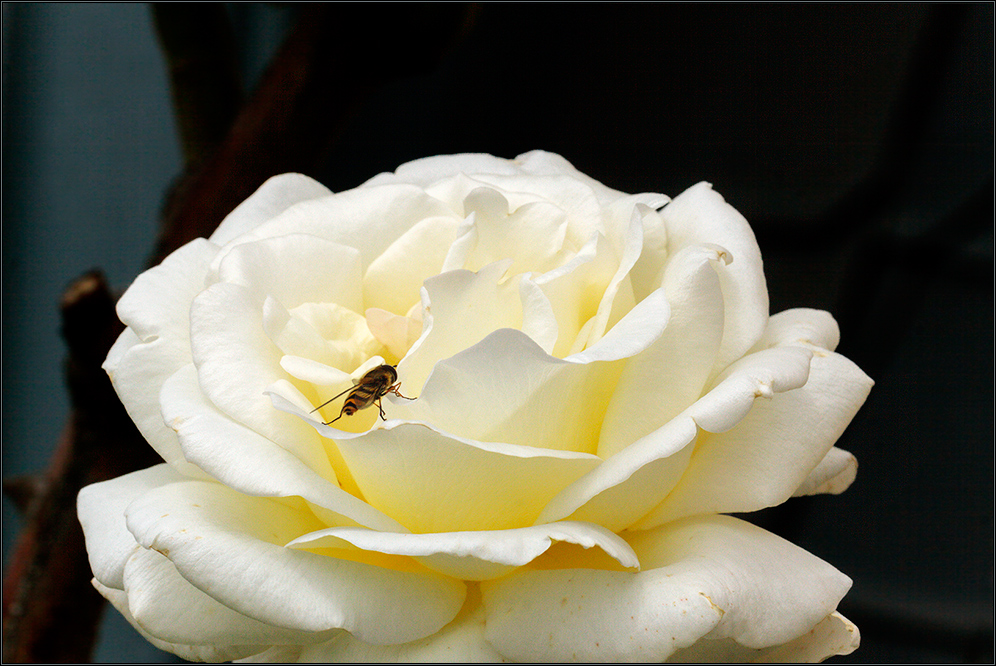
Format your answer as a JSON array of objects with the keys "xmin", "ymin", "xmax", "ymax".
[
  {"xmin": 638, "ymin": 348, "xmax": 873, "ymax": 528},
  {"xmin": 77, "ymin": 464, "xmax": 189, "ymax": 590},
  {"xmin": 280, "ymin": 587, "xmax": 505, "ymax": 662},
  {"xmin": 125, "ymin": 480, "xmax": 466, "ymax": 644},
  {"xmin": 459, "ymin": 186, "xmax": 571, "ymax": 276},
  {"xmin": 161, "ymin": 363, "xmax": 405, "ymax": 531},
  {"xmin": 624, "ymin": 204, "xmax": 670, "ymax": 303},
  {"xmin": 536, "ymin": 414, "xmax": 698, "ymax": 532},
  {"xmin": 217, "ymin": 184, "xmax": 458, "ymax": 276},
  {"xmin": 481, "ymin": 515, "xmax": 851, "ymax": 662},
  {"xmin": 570, "ymin": 204, "xmax": 642, "ymax": 352},
  {"xmin": 514, "ymin": 150, "xmax": 665, "ymax": 207},
  {"xmin": 598, "ymin": 243, "xmax": 727, "ymax": 459},
  {"xmin": 533, "ymin": 231, "xmax": 617, "ymax": 357},
  {"xmin": 287, "ymin": 521, "xmax": 638, "ymax": 581},
  {"xmin": 92, "ymin": 578, "xmax": 263, "ymax": 663},
  {"xmin": 364, "ymin": 215, "xmax": 462, "ymax": 315},
  {"xmin": 332, "ymin": 422, "xmax": 601, "ymax": 533},
  {"xmin": 209, "ymin": 173, "xmax": 333, "ymax": 246},
  {"xmin": 114, "ymin": 237, "xmax": 218, "ymax": 343},
  {"xmin": 793, "ymin": 447, "xmax": 858, "ymax": 497},
  {"xmin": 398, "ymin": 260, "xmax": 521, "ymax": 395},
  {"xmin": 750, "ymin": 307, "xmax": 841, "ymax": 354},
  {"xmin": 109, "ymin": 337, "xmax": 200, "ymax": 467},
  {"xmin": 662, "ymin": 182, "xmax": 769, "ymax": 377},
  {"xmin": 664, "ymin": 610, "xmax": 859, "ymax": 663},
  {"xmin": 106, "ymin": 239, "xmax": 218, "ymax": 465},
  {"xmin": 189, "ymin": 282, "xmax": 321, "ymax": 457},
  {"xmin": 757, "ymin": 611, "xmax": 860, "ymax": 662},
  {"xmin": 399, "ymin": 328, "xmax": 619, "ymax": 455},
  {"xmin": 216, "ymin": 234, "xmax": 364, "ymax": 312},
  {"xmin": 122, "ymin": 547, "xmax": 331, "ymax": 647}
]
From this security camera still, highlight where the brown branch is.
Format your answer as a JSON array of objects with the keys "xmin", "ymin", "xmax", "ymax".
[
  {"xmin": 151, "ymin": 3, "xmax": 243, "ymax": 169},
  {"xmin": 2, "ymin": 272, "xmax": 160, "ymax": 663}
]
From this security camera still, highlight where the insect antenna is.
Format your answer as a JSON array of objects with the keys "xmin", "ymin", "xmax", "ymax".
[{"xmin": 309, "ymin": 383, "xmax": 357, "ymax": 414}]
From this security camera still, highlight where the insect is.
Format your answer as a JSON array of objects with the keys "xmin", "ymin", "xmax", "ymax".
[{"xmin": 309, "ymin": 364, "xmax": 414, "ymax": 425}]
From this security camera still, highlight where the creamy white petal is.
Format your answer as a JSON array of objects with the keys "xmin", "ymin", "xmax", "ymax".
[
  {"xmin": 289, "ymin": 588, "xmax": 507, "ymax": 662},
  {"xmin": 397, "ymin": 260, "xmax": 521, "ymax": 395},
  {"xmin": 125, "ymin": 480, "xmax": 466, "ymax": 644},
  {"xmin": 750, "ymin": 308, "xmax": 841, "ymax": 354},
  {"xmin": 110, "ymin": 337, "xmax": 197, "ymax": 466},
  {"xmin": 216, "ymin": 184, "xmax": 458, "ymax": 276},
  {"xmin": 364, "ymin": 153, "xmax": 526, "ymax": 187},
  {"xmin": 189, "ymin": 282, "xmax": 323, "ymax": 460},
  {"xmin": 665, "ymin": 611, "xmax": 859, "ymax": 662},
  {"xmin": 161, "ymin": 363, "xmax": 405, "ymax": 532},
  {"xmin": 209, "ymin": 173, "xmax": 333, "ymax": 246},
  {"xmin": 287, "ymin": 521, "xmax": 637, "ymax": 581},
  {"xmin": 640, "ymin": 348, "xmax": 872, "ymax": 527},
  {"xmin": 514, "ymin": 150, "xmax": 661, "ymax": 207},
  {"xmin": 460, "ymin": 187, "xmax": 571, "ymax": 276},
  {"xmin": 598, "ymin": 244, "xmax": 726, "ymax": 458},
  {"xmin": 107, "ymin": 239, "xmax": 218, "ymax": 465},
  {"xmin": 482, "ymin": 515, "xmax": 851, "ymax": 662},
  {"xmin": 756, "ymin": 611, "xmax": 860, "ymax": 662},
  {"xmin": 399, "ymin": 328, "xmax": 618, "ymax": 455},
  {"xmin": 333, "ymin": 422, "xmax": 601, "ymax": 533},
  {"xmin": 793, "ymin": 447, "xmax": 858, "ymax": 497},
  {"xmin": 364, "ymin": 215, "xmax": 462, "ymax": 315},
  {"xmin": 536, "ymin": 414, "xmax": 698, "ymax": 532},
  {"xmin": 662, "ymin": 182, "xmax": 769, "ymax": 377},
  {"xmin": 114, "ymin": 238, "xmax": 218, "ymax": 343},
  {"xmin": 122, "ymin": 547, "xmax": 332, "ymax": 647},
  {"xmin": 77, "ymin": 464, "xmax": 189, "ymax": 590},
  {"xmin": 571, "ymin": 205, "xmax": 642, "ymax": 352},
  {"xmin": 93, "ymin": 578, "xmax": 264, "ymax": 663},
  {"xmin": 216, "ymin": 234, "xmax": 363, "ymax": 312},
  {"xmin": 533, "ymin": 230, "xmax": 617, "ymax": 357}
]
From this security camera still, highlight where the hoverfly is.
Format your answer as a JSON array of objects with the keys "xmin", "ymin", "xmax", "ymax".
[{"xmin": 309, "ymin": 364, "xmax": 414, "ymax": 425}]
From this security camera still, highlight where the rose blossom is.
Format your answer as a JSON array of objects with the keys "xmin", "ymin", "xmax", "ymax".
[{"xmin": 78, "ymin": 151, "xmax": 871, "ymax": 662}]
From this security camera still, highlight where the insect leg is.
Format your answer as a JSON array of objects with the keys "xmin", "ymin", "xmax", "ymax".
[
  {"xmin": 376, "ymin": 397, "xmax": 387, "ymax": 420},
  {"xmin": 387, "ymin": 382, "xmax": 416, "ymax": 400}
]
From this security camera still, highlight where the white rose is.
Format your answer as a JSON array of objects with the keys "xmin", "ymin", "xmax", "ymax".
[{"xmin": 78, "ymin": 151, "xmax": 872, "ymax": 662}]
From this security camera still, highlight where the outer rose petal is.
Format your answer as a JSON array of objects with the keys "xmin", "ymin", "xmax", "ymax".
[
  {"xmin": 121, "ymin": 547, "xmax": 332, "ymax": 648},
  {"xmin": 241, "ymin": 589, "xmax": 507, "ymax": 663},
  {"xmin": 105, "ymin": 238, "xmax": 218, "ymax": 465},
  {"xmin": 286, "ymin": 521, "xmax": 638, "ymax": 581},
  {"xmin": 639, "ymin": 342, "xmax": 872, "ymax": 528},
  {"xmin": 666, "ymin": 611, "xmax": 860, "ymax": 662},
  {"xmin": 209, "ymin": 173, "xmax": 332, "ymax": 246},
  {"xmin": 77, "ymin": 464, "xmax": 189, "ymax": 589},
  {"xmin": 124, "ymin": 480, "xmax": 466, "ymax": 644},
  {"xmin": 92, "ymin": 579, "xmax": 265, "ymax": 663},
  {"xmin": 793, "ymin": 447, "xmax": 858, "ymax": 497},
  {"xmin": 481, "ymin": 515, "xmax": 851, "ymax": 662},
  {"xmin": 661, "ymin": 182, "xmax": 769, "ymax": 377}
]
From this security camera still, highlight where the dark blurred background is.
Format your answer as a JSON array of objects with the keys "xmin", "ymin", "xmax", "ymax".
[{"xmin": 3, "ymin": 4, "xmax": 992, "ymax": 663}]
